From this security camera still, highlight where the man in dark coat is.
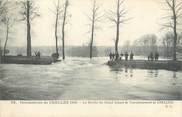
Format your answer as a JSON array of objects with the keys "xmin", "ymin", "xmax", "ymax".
[
  {"xmin": 130, "ymin": 51, "xmax": 134, "ymax": 60},
  {"xmin": 125, "ymin": 52, "xmax": 129, "ymax": 61}
]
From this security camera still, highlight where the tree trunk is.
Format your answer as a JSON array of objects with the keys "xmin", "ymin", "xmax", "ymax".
[
  {"xmin": 115, "ymin": 0, "xmax": 120, "ymax": 55},
  {"xmin": 4, "ymin": 25, "xmax": 9, "ymax": 57},
  {"xmin": 90, "ymin": 22, "xmax": 94, "ymax": 59},
  {"xmin": 90, "ymin": 7, "xmax": 95, "ymax": 59},
  {"xmin": 115, "ymin": 24, "xmax": 119, "ymax": 54},
  {"xmin": 61, "ymin": 0, "xmax": 68, "ymax": 60},
  {"xmin": 173, "ymin": 31, "xmax": 177, "ymax": 61},
  {"xmin": 173, "ymin": 19, "xmax": 177, "ymax": 61},
  {"xmin": 27, "ymin": 1, "xmax": 32, "ymax": 57},
  {"xmin": 55, "ymin": 12, "xmax": 59, "ymax": 55},
  {"xmin": 172, "ymin": 0, "xmax": 177, "ymax": 61},
  {"xmin": 62, "ymin": 27, "xmax": 65, "ymax": 60}
]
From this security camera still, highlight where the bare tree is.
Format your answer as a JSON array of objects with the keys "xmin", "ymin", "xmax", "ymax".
[
  {"xmin": 162, "ymin": 32, "xmax": 173, "ymax": 57},
  {"xmin": 19, "ymin": 0, "xmax": 40, "ymax": 57},
  {"xmin": 162, "ymin": 32, "xmax": 182, "ymax": 57},
  {"xmin": 61, "ymin": 0, "xmax": 69, "ymax": 60},
  {"xmin": 2, "ymin": 1, "xmax": 17, "ymax": 57},
  {"xmin": 0, "ymin": 0, "xmax": 7, "ymax": 22},
  {"xmin": 87, "ymin": 0, "xmax": 102, "ymax": 59},
  {"xmin": 133, "ymin": 34, "xmax": 158, "ymax": 55},
  {"xmin": 0, "ymin": 0, "xmax": 8, "ymax": 58},
  {"xmin": 2, "ymin": 14, "xmax": 15, "ymax": 56},
  {"xmin": 140, "ymin": 34, "xmax": 157, "ymax": 53},
  {"xmin": 107, "ymin": 0, "xmax": 128, "ymax": 57},
  {"xmin": 162, "ymin": 0, "xmax": 182, "ymax": 61},
  {"xmin": 51, "ymin": 0, "xmax": 63, "ymax": 58}
]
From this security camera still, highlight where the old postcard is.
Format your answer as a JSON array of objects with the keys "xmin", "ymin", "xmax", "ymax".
[{"xmin": 0, "ymin": 0, "xmax": 182, "ymax": 116}]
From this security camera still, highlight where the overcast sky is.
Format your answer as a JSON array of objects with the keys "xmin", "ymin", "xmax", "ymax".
[{"xmin": 6, "ymin": 0, "xmax": 166, "ymax": 47}]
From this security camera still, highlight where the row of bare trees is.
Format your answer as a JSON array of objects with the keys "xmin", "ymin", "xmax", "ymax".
[
  {"xmin": 0, "ymin": 0, "xmax": 182, "ymax": 61},
  {"xmin": 111, "ymin": 0, "xmax": 182, "ymax": 61},
  {"xmin": 132, "ymin": 34, "xmax": 158, "ymax": 56},
  {"xmin": 86, "ymin": 0, "xmax": 128, "ymax": 59},
  {"xmin": 0, "ymin": 0, "xmax": 70, "ymax": 60},
  {"xmin": 0, "ymin": 0, "xmax": 127, "ymax": 61},
  {"xmin": 20, "ymin": 0, "xmax": 69, "ymax": 59},
  {"xmin": 0, "ymin": 0, "xmax": 40, "ymax": 57},
  {"xmin": 52, "ymin": 0, "xmax": 127, "ymax": 59},
  {"xmin": 51, "ymin": 0, "xmax": 127, "ymax": 60},
  {"xmin": 51, "ymin": 0, "xmax": 69, "ymax": 60}
]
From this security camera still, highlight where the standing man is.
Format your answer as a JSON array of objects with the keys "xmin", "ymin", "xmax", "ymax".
[
  {"xmin": 125, "ymin": 52, "xmax": 129, "ymax": 61},
  {"xmin": 130, "ymin": 51, "xmax": 134, "ymax": 60},
  {"xmin": 120, "ymin": 52, "xmax": 124, "ymax": 60},
  {"xmin": 109, "ymin": 52, "xmax": 112, "ymax": 60}
]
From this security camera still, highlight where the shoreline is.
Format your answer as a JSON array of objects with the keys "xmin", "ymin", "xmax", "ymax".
[
  {"xmin": 0, "ymin": 56, "xmax": 59, "ymax": 65},
  {"xmin": 107, "ymin": 60, "xmax": 182, "ymax": 71}
]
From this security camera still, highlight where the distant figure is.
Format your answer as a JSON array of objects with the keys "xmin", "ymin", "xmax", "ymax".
[
  {"xmin": 120, "ymin": 52, "xmax": 124, "ymax": 60},
  {"xmin": 111, "ymin": 53, "xmax": 115, "ymax": 60},
  {"xmin": 155, "ymin": 52, "xmax": 159, "ymax": 61},
  {"xmin": 130, "ymin": 51, "xmax": 134, "ymax": 60},
  {"xmin": 148, "ymin": 52, "xmax": 154, "ymax": 61},
  {"xmin": 125, "ymin": 52, "xmax": 129, "ymax": 61},
  {"xmin": 109, "ymin": 53, "xmax": 112, "ymax": 60},
  {"xmin": 37, "ymin": 51, "xmax": 41, "ymax": 58},
  {"xmin": 109, "ymin": 53, "xmax": 114, "ymax": 61},
  {"xmin": 115, "ymin": 53, "xmax": 119, "ymax": 60}
]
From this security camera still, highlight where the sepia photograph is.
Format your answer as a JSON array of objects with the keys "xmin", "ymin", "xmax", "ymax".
[{"xmin": 0, "ymin": 0, "xmax": 182, "ymax": 100}]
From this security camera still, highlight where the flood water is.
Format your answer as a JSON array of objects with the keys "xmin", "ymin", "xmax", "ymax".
[{"xmin": 0, "ymin": 57, "xmax": 182, "ymax": 100}]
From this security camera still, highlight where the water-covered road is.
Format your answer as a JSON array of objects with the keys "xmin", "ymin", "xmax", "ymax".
[{"xmin": 0, "ymin": 57, "xmax": 181, "ymax": 100}]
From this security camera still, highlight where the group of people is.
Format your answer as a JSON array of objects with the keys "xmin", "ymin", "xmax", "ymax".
[
  {"xmin": 109, "ymin": 51, "xmax": 160, "ymax": 61},
  {"xmin": 148, "ymin": 52, "xmax": 159, "ymax": 61},
  {"xmin": 109, "ymin": 51, "xmax": 134, "ymax": 61}
]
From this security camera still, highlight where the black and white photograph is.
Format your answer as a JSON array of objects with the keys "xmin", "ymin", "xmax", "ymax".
[{"xmin": 0, "ymin": 0, "xmax": 182, "ymax": 100}]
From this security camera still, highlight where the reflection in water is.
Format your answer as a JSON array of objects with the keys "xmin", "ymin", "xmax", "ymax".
[
  {"xmin": 0, "ymin": 67, "xmax": 5, "ymax": 79},
  {"xmin": 154, "ymin": 70, "xmax": 158, "ymax": 78},
  {"xmin": 130, "ymin": 69, "xmax": 133, "ymax": 78},
  {"xmin": 172, "ymin": 72, "xmax": 177, "ymax": 86},
  {"xmin": 125, "ymin": 68, "xmax": 128, "ymax": 73},
  {"xmin": 147, "ymin": 70, "xmax": 159, "ymax": 78},
  {"xmin": 173, "ymin": 72, "xmax": 177, "ymax": 79},
  {"xmin": 124, "ymin": 68, "xmax": 133, "ymax": 78},
  {"xmin": 111, "ymin": 67, "xmax": 134, "ymax": 79},
  {"xmin": 0, "ymin": 66, "xmax": 5, "ymax": 99}
]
